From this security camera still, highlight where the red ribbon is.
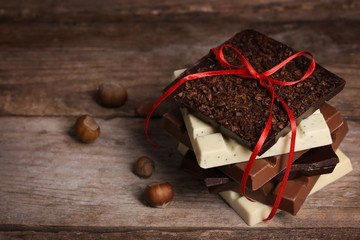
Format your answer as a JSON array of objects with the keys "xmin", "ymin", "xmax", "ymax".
[{"xmin": 145, "ymin": 44, "xmax": 315, "ymax": 221}]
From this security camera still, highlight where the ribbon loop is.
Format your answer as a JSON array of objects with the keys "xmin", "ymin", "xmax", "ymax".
[{"xmin": 145, "ymin": 44, "xmax": 316, "ymax": 221}]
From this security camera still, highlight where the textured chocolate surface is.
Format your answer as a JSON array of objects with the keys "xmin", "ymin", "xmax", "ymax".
[{"xmin": 166, "ymin": 29, "xmax": 345, "ymax": 154}]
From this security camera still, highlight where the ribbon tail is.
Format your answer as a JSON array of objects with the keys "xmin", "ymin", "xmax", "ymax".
[
  {"xmin": 241, "ymin": 86, "xmax": 275, "ymax": 200},
  {"xmin": 263, "ymin": 95, "xmax": 297, "ymax": 221}
]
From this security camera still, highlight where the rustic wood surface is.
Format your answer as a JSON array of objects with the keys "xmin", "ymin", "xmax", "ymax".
[{"xmin": 0, "ymin": 0, "xmax": 359, "ymax": 239}]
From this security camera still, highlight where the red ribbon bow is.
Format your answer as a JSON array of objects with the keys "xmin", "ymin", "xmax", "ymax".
[{"xmin": 145, "ymin": 44, "xmax": 315, "ymax": 221}]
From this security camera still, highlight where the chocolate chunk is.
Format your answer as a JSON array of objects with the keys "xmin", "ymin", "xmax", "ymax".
[
  {"xmin": 219, "ymin": 150, "xmax": 306, "ymax": 190},
  {"xmin": 272, "ymin": 145, "xmax": 339, "ymax": 182},
  {"xmin": 244, "ymin": 175, "xmax": 320, "ymax": 215},
  {"xmin": 165, "ymin": 30, "xmax": 345, "ymax": 154},
  {"xmin": 331, "ymin": 119, "xmax": 348, "ymax": 150}
]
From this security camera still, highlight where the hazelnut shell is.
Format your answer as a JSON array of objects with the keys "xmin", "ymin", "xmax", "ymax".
[
  {"xmin": 98, "ymin": 82, "xmax": 127, "ymax": 108},
  {"xmin": 144, "ymin": 182, "xmax": 174, "ymax": 208},
  {"xmin": 75, "ymin": 115, "xmax": 100, "ymax": 143},
  {"xmin": 135, "ymin": 156, "xmax": 155, "ymax": 178}
]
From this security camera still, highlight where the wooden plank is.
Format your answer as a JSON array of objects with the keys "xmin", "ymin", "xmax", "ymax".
[
  {"xmin": 0, "ymin": 117, "xmax": 359, "ymax": 228},
  {"xmin": 1, "ymin": 228, "xmax": 360, "ymax": 240},
  {"xmin": 0, "ymin": 20, "xmax": 359, "ymax": 118},
  {"xmin": 0, "ymin": 0, "xmax": 359, "ymax": 23}
]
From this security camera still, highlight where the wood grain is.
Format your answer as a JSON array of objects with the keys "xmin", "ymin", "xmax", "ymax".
[
  {"xmin": 0, "ymin": 117, "xmax": 358, "ymax": 229},
  {"xmin": 0, "ymin": 20, "xmax": 359, "ymax": 118},
  {"xmin": 0, "ymin": 0, "xmax": 359, "ymax": 23},
  {"xmin": 1, "ymin": 228, "xmax": 360, "ymax": 240},
  {"xmin": 0, "ymin": 0, "xmax": 359, "ymax": 238}
]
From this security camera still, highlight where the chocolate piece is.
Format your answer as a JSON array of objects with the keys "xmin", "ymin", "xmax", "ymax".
[
  {"xmin": 161, "ymin": 109, "xmax": 192, "ymax": 149},
  {"xmin": 320, "ymin": 103, "xmax": 344, "ymax": 132},
  {"xmin": 180, "ymin": 151, "xmax": 241, "ymax": 193},
  {"xmin": 272, "ymin": 145, "xmax": 339, "ymax": 182},
  {"xmin": 182, "ymin": 146, "xmax": 334, "ymax": 215},
  {"xmin": 268, "ymin": 115, "xmax": 349, "ymax": 181},
  {"xmin": 239, "ymin": 175, "xmax": 320, "ymax": 215},
  {"xmin": 181, "ymin": 151, "xmax": 230, "ymax": 187},
  {"xmin": 166, "ymin": 30, "xmax": 345, "ymax": 154},
  {"xmin": 319, "ymin": 102, "xmax": 348, "ymax": 150},
  {"xmin": 220, "ymin": 108, "xmax": 347, "ymax": 188},
  {"xmin": 181, "ymin": 146, "xmax": 321, "ymax": 215},
  {"xmin": 219, "ymin": 150, "xmax": 306, "ymax": 190},
  {"xmin": 272, "ymin": 115, "xmax": 348, "ymax": 181},
  {"xmin": 331, "ymin": 119, "xmax": 349, "ymax": 150},
  {"xmin": 220, "ymin": 149, "xmax": 353, "ymax": 226},
  {"xmin": 162, "ymin": 102, "xmax": 345, "ymax": 190}
]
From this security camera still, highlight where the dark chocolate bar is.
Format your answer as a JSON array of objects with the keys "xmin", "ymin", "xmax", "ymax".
[
  {"xmin": 272, "ymin": 116, "xmax": 349, "ymax": 182},
  {"xmin": 166, "ymin": 29, "xmax": 345, "ymax": 154},
  {"xmin": 181, "ymin": 151, "xmax": 230, "ymax": 187},
  {"xmin": 161, "ymin": 109, "xmax": 192, "ymax": 149},
  {"xmin": 272, "ymin": 145, "xmax": 338, "ymax": 182}
]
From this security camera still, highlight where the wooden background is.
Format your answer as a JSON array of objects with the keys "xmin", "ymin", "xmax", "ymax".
[{"xmin": 0, "ymin": 0, "xmax": 359, "ymax": 239}]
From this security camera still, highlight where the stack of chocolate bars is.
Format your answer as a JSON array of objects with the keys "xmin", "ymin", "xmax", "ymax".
[{"xmin": 160, "ymin": 30, "xmax": 353, "ymax": 225}]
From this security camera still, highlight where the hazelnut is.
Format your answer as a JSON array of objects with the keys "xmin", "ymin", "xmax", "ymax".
[
  {"xmin": 135, "ymin": 156, "xmax": 155, "ymax": 178},
  {"xmin": 136, "ymin": 102, "xmax": 154, "ymax": 118},
  {"xmin": 98, "ymin": 82, "xmax": 127, "ymax": 107},
  {"xmin": 75, "ymin": 115, "xmax": 100, "ymax": 143},
  {"xmin": 144, "ymin": 182, "xmax": 174, "ymax": 208}
]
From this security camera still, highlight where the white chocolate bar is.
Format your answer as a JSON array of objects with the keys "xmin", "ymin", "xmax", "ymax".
[
  {"xmin": 172, "ymin": 69, "xmax": 332, "ymax": 169},
  {"xmin": 181, "ymin": 107, "xmax": 332, "ymax": 168},
  {"xmin": 219, "ymin": 149, "xmax": 353, "ymax": 226}
]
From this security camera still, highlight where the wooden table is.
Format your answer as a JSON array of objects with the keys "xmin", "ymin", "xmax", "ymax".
[{"xmin": 0, "ymin": 1, "xmax": 359, "ymax": 239}]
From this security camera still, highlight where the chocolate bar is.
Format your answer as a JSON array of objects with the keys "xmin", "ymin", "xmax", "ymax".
[
  {"xmin": 181, "ymin": 107, "xmax": 332, "ymax": 168},
  {"xmin": 181, "ymin": 151, "xmax": 230, "ymax": 187},
  {"xmin": 219, "ymin": 104, "xmax": 348, "ymax": 189},
  {"xmin": 161, "ymin": 109, "xmax": 192, "ymax": 149},
  {"xmin": 162, "ymin": 102, "xmax": 347, "ymax": 190},
  {"xmin": 166, "ymin": 29, "xmax": 345, "ymax": 154},
  {"xmin": 181, "ymin": 144, "xmax": 337, "ymax": 215},
  {"xmin": 219, "ymin": 149, "xmax": 353, "ymax": 226},
  {"xmin": 195, "ymin": 116, "xmax": 347, "ymax": 191},
  {"xmin": 272, "ymin": 145, "xmax": 339, "ymax": 182}
]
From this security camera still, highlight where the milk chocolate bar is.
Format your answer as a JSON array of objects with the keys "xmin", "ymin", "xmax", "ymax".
[
  {"xmin": 166, "ymin": 29, "xmax": 345, "ymax": 154},
  {"xmin": 219, "ymin": 149, "xmax": 353, "ymax": 226},
  {"xmin": 181, "ymin": 144, "xmax": 338, "ymax": 215}
]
